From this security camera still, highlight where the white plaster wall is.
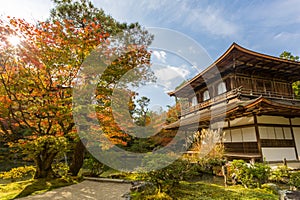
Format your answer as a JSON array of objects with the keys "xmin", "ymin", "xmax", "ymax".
[
  {"xmin": 210, "ymin": 121, "xmax": 228, "ymax": 129},
  {"xmin": 274, "ymin": 127, "xmax": 284, "ymax": 139},
  {"xmin": 260, "ymin": 126, "xmax": 292, "ymax": 139},
  {"xmin": 291, "ymin": 118, "xmax": 300, "ymax": 125},
  {"xmin": 230, "ymin": 116, "xmax": 254, "ymax": 127},
  {"xmin": 262, "ymin": 148, "xmax": 297, "ymax": 161},
  {"xmin": 293, "ymin": 127, "xmax": 300, "ymax": 160},
  {"xmin": 284, "ymin": 127, "xmax": 293, "ymax": 139},
  {"xmin": 257, "ymin": 116, "xmax": 289, "ymax": 125},
  {"xmin": 231, "ymin": 129, "xmax": 243, "ymax": 142},
  {"xmin": 259, "ymin": 127, "xmax": 275, "ymax": 139},
  {"xmin": 223, "ymin": 130, "xmax": 231, "ymax": 143},
  {"xmin": 242, "ymin": 127, "xmax": 256, "ymax": 142}
]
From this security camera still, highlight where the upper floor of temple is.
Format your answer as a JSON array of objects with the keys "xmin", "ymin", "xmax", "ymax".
[{"xmin": 168, "ymin": 43, "xmax": 300, "ymax": 117}]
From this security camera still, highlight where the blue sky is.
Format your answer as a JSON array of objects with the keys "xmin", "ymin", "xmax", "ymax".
[
  {"xmin": 96, "ymin": 0, "xmax": 300, "ymax": 59},
  {"xmin": 1, "ymin": 0, "xmax": 299, "ymax": 59},
  {"xmin": 1, "ymin": 0, "xmax": 299, "ymax": 109}
]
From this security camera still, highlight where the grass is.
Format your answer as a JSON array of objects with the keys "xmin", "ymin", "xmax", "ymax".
[
  {"xmin": 89, "ymin": 168, "xmax": 279, "ymax": 199},
  {"xmin": 172, "ymin": 181, "xmax": 277, "ymax": 200},
  {"xmin": 131, "ymin": 180, "xmax": 278, "ymax": 200},
  {"xmin": 0, "ymin": 178, "xmax": 78, "ymax": 200},
  {"xmin": 0, "ymin": 166, "xmax": 281, "ymax": 200}
]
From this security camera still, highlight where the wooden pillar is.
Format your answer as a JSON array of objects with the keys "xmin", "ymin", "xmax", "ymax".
[
  {"xmin": 228, "ymin": 120, "xmax": 233, "ymax": 142},
  {"xmin": 253, "ymin": 115, "xmax": 262, "ymax": 159},
  {"xmin": 230, "ymin": 76, "xmax": 234, "ymax": 91},
  {"xmin": 289, "ymin": 118, "xmax": 299, "ymax": 160}
]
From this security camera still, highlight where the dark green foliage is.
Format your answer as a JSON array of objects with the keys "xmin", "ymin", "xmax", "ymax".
[
  {"xmin": 52, "ymin": 163, "xmax": 70, "ymax": 178},
  {"xmin": 289, "ymin": 171, "xmax": 300, "ymax": 189},
  {"xmin": 293, "ymin": 81, "xmax": 300, "ymax": 99},
  {"xmin": 83, "ymin": 156, "xmax": 107, "ymax": 177},
  {"xmin": 279, "ymin": 51, "xmax": 300, "ymax": 98},
  {"xmin": 133, "ymin": 96, "xmax": 150, "ymax": 126},
  {"xmin": 138, "ymin": 155, "xmax": 201, "ymax": 194},
  {"xmin": 196, "ymin": 157, "xmax": 225, "ymax": 175},
  {"xmin": 131, "ymin": 180, "xmax": 278, "ymax": 200},
  {"xmin": 280, "ymin": 51, "xmax": 300, "ymax": 62},
  {"xmin": 229, "ymin": 160, "xmax": 271, "ymax": 188},
  {"xmin": 0, "ymin": 166, "xmax": 35, "ymax": 180},
  {"xmin": 270, "ymin": 165, "xmax": 291, "ymax": 183},
  {"xmin": 126, "ymin": 138, "xmax": 156, "ymax": 153},
  {"xmin": 49, "ymin": 0, "xmax": 124, "ymax": 33}
]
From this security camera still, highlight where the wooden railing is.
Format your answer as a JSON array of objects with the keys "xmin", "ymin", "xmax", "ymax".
[
  {"xmin": 181, "ymin": 88, "xmax": 241, "ymax": 116},
  {"xmin": 240, "ymin": 89, "xmax": 296, "ymax": 100},
  {"xmin": 181, "ymin": 87, "xmax": 300, "ymax": 117}
]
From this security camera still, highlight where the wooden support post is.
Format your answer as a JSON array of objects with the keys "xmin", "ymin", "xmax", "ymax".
[
  {"xmin": 253, "ymin": 115, "xmax": 262, "ymax": 160},
  {"xmin": 289, "ymin": 118, "xmax": 299, "ymax": 160}
]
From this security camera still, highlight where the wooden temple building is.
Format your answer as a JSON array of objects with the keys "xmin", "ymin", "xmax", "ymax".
[{"xmin": 165, "ymin": 43, "xmax": 300, "ymax": 162}]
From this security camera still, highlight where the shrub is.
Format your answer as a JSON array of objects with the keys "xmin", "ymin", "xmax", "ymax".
[
  {"xmin": 138, "ymin": 155, "xmax": 200, "ymax": 194},
  {"xmin": 289, "ymin": 171, "xmax": 300, "ymax": 189},
  {"xmin": 252, "ymin": 162, "xmax": 271, "ymax": 188},
  {"xmin": 0, "ymin": 165, "xmax": 35, "ymax": 180},
  {"xmin": 83, "ymin": 156, "xmax": 106, "ymax": 177},
  {"xmin": 52, "ymin": 162, "xmax": 69, "ymax": 178},
  {"xmin": 269, "ymin": 165, "xmax": 291, "ymax": 183},
  {"xmin": 229, "ymin": 160, "xmax": 271, "ymax": 188}
]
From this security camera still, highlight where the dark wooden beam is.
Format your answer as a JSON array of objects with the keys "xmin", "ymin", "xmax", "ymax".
[{"xmin": 253, "ymin": 115, "xmax": 262, "ymax": 159}]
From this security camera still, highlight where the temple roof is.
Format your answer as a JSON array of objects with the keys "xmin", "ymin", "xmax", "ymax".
[{"xmin": 169, "ymin": 43, "xmax": 300, "ymax": 97}]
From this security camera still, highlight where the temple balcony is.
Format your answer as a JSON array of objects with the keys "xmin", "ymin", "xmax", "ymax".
[{"xmin": 181, "ymin": 87, "xmax": 300, "ymax": 117}]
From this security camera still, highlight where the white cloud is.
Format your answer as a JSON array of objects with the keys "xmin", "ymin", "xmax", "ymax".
[
  {"xmin": 272, "ymin": 32, "xmax": 300, "ymax": 56},
  {"xmin": 177, "ymin": 5, "xmax": 238, "ymax": 37},
  {"xmin": 152, "ymin": 50, "xmax": 167, "ymax": 63},
  {"xmin": 153, "ymin": 64, "xmax": 190, "ymax": 90},
  {"xmin": 247, "ymin": 0, "xmax": 300, "ymax": 26},
  {"xmin": 155, "ymin": 65, "xmax": 190, "ymax": 80},
  {"xmin": 97, "ymin": 0, "xmax": 239, "ymax": 38},
  {"xmin": 274, "ymin": 32, "xmax": 300, "ymax": 41}
]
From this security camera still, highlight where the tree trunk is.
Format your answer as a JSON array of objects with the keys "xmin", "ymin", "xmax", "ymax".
[
  {"xmin": 34, "ymin": 152, "xmax": 58, "ymax": 179},
  {"xmin": 34, "ymin": 165, "xmax": 55, "ymax": 179},
  {"xmin": 69, "ymin": 138, "xmax": 86, "ymax": 176}
]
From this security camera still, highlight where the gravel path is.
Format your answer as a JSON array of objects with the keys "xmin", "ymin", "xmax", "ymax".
[{"xmin": 17, "ymin": 180, "xmax": 132, "ymax": 200}]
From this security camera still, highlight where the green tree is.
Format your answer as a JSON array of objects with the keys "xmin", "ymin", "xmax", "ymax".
[
  {"xmin": 47, "ymin": 0, "xmax": 125, "ymax": 176},
  {"xmin": 280, "ymin": 51, "xmax": 299, "ymax": 61},
  {"xmin": 165, "ymin": 104, "xmax": 181, "ymax": 124},
  {"xmin": 49, "ymin": 0, "xmax": 154, "ymax": 176},
  {"xmin": 280, "ymin": 51, "xmax": 300, "ymax": 98},
  {"xmin": 134, "ymin": 96, "xmax": 151, "ymax": 126}
]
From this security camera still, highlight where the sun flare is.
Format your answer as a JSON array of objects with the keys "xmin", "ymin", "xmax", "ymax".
[{"xmin": 7, "ymin": 35, "xmax": 21, "ymax": 47}]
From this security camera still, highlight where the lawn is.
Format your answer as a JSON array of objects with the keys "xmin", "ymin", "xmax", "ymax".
[
  {"xmin": 171, "ymin": 181, "xmax": 277, "ymax": 200},
  {"xmin": 0, "ymin": 178, "xmax": 77, "ymax": 200},
  {"xmin": 131, "ymin": 180, "xmax": 279, "ymax": 200},
  {"xmin": 0, "ymin": 168, "xmax": 281, "ymax": 200}
]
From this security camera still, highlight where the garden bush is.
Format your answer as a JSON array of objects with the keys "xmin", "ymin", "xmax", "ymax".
[
  {"xmin": 0, "ymin": 165, "xmax": 35, "ymax": 180},
  {"xmin": 83, "ymin": 156, "xmax": 107, "ymax": 177},
  {"xmin": 289, "ymin": 171, "xmax": 300, "ymax": 189},
  {"xmin": 229, "ymin": 160, "xmax": 271, "ymax": 188},
  {"xmin": 138, "ymin": 154, "xmax": 201, "ymax": 194},
  {"xmin": 52, "ymin": 162, "xmax": 70, "ymax": 178},
  {"xmin": 269, "ymin": 165, "xmax": 291, "ymax": 183}
]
